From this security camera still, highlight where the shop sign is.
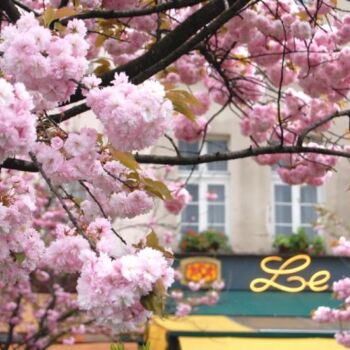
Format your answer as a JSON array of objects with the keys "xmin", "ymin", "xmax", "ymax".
[
  {"xmin": 180, "ymin": 257, "xmax": 221, "ymax": 285},
  {"xmin": 250, "ymin": 254, "xmax": 331, "ymax": 293}
]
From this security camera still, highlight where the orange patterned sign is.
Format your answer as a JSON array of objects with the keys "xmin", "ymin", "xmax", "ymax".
[{"xmin": 180, "ymin": 257, "xmax": 221, "ymax": 285}]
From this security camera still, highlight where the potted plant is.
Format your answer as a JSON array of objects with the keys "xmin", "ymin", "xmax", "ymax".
[
  {"xmin": 273, "ymin": 227, "xmax": 326, "ymax": 255},
  {"xmin": 179, "ymin": 229, "xmax": 231, "ymax": 253}
]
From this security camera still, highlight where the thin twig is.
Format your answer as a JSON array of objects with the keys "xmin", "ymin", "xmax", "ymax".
[{"xmin": 28, "ymin": 152, "xmax": 94, "ymax": 249}]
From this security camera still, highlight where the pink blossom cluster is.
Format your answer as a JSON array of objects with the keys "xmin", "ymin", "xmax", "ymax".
[
  {"xmin": 45, "ymin": 235, "xmax": 90, "ymax": 274},
  {"xmin": 170, "ymin": 272, "xmax": 224, "ymax": 317},
  {"xmin": 276, "ymin": 148, "xmax": 337, "ymax": 186},
  {"xmin": 81, "ymin": 0, "xmax": 102, "ymax": 8},
  {"xmin": 104, "ymin": 29, "xmax": 150, "ymax": 65},
  {"xmin": 173, "ymin": 114, "xmax": 207, "ymax": 143},
  {"xmin": 102, "ymin": 0, "xmax": 138, "ymax": 10},
  {"xmin": 218, "ymin": 1, "xmax": 350, "ymax": 104},
  {"xmin": 0, "ymin": 172, "xmax": 45, "ymax": 285},
  {"xmin": 174, "ymin": 54, "xmax": 206, "ymax": 85},
  {"xmin": 0, "ymin": 79, "xmax": 36, "ymax": 164},
  {"xmin": 77, "ymin": 247, "xmax": 174, "ymax": 332},
  {"xmin": 0, "ymin": 14, "xmax": 89, "ymax": 110},
  {"xmin": 205, "ymin": 51, "xmax": 264, "ymax": 105},
  {"xmin": 33, "ymin": 183, "xmax": 67, "ymax": 232},
  {"xmin": 35, "ymin": 128, "xmax": 98, "ymax": 184},
  {"xmin": 314, "ymin": 236, "xmax": 350, "ymax": 347},
  {"xmin": 164, "ymin": 183, "xmax": 192, "ymax": 215},
  {"xmin": 333, "ymin": 278, "xmax": 350, "ymax": 300},
  {"xmin": 87, "ymin": 73, "xmax": 173, "ymax": 151},
  {"xmin": 240, "ymin": 104, "xmax": 277, "ymax": 143},
  {"xmin": 191, "ymin": 92, "xmax": 211, "ymax": 116},
  {"xmin": 333, "ymin": 237, "xmax": 350, "ymax": 257},
  {"xmin": 78, "ymin": 159, "xmax": 154, "ymax": 222}
]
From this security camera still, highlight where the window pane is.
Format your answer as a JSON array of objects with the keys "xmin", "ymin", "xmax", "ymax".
[
  {"xmin": 301, "ymin": 205, "xmax": 317, "ymax": 224},
  {"xmin": 207, "ymin": 141, "xmax": 228, "ymax": 171},
  {"xmin": 275, "ymin": 225, "xmax": 293, "ymax": 235},
  {"xmin": 301, "ymin": 186, "xmax": 317, "ymax": 203},
  {"xmin": 275, "ymin": 185, "xmax": 291, "ymax": 202},
  {"xmin": 208, "ymin": 204, "xmax": 225, "ymax": 224},
  {"xmin": 208, "ymin": 185, "xmax": 225, "ymax": 202},
  {"xmin": 181, "ymin": 204, "xmax": 199, "ymax": 223},
  {"xmin": 187, "ymin": 184, "xmax": 199, "ymax": 201},
  {"xmin": 181, "ymin": 225, "xmax": 198, "ymax": 234},
  {"xmin": 179, "ymin": 141, "xmax": 199, "ymax": 171},
  {"xmin": 275, "ymin": 205, "xmax": 292, "ymax": 223},
  {"xmin": 178, "ymin": 141, "xmax": 199, "ymax": 155},
  {"xmin": 302, "ymin": 225, "xmax": 316, "ymax": 238}
]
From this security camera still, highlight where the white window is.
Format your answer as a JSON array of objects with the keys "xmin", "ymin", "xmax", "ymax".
[
  {"xmin": 272, "ymin": 171, "xmax": 319, "ymax": 237},
  {"xmin": 179, "ymin": 140, "xmax": 230, "ymax": 235}
]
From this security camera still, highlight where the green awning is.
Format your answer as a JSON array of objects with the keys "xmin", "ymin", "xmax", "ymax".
[{"xmin": 189, "ymin": 291, "xmax": 341, "ymax": 317}]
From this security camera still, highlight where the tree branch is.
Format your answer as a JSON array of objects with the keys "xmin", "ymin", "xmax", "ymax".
[
  {"xmin": 297, "ymin": 109, "xmax": 350, "ymax": 147},
  {"xmin": 101, "ymin": 0, "xmax": 251, "ymax": 86},
  {"xmin": 12, "ymin": 0, "xmax": 39, "ymax": 15},
  {"xmin": 3, "ymin": 143, "xmax": 350, "ymax": 173},
  {"xmin": 1, "ymin": 158, "xmax": 38, "ymax": 172},
  {"xmin": 28, "ymin": 152, "xmax": 94, "ymax": 249},
  {"xmin": 59, "ymin": 0, "xmax": 206, "ymax": 24},
  {"xmin": 135, "ymin": 145, "xmax": 350, "ymax": 165},
  {"xmin": 131, "ymin": 0, "xmax": 252, "ymax": 85},
  {"xmin": 0, "ymin": 0, "xmax": 21, "ymax": 22},
  {"xmin": 63, "ymin": 0, "xmax": 252, "ymax": 108},
  {"xmin": 51, "ymin": 0, "xmax": 252, "ymax": 123}
]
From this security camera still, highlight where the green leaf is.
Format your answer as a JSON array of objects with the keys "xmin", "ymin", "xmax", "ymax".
[
  {"xmin": 109, "ymin": 146, "xmax": 140, "ymax": 171},
  {"xmin": 145, "ymin": 231, "xmax": 174, "ymax": 259},
  {"xmin": 140, "ymin": 291, "xmax": 165, "ymax": 316},
  {"xmin": 94, "ymin": 58, "xmax": 112, "ymax": 76},
  {"xmin": 142, "ymin": 342, "xmax": 151, "ymax": 350},
  {"xmin": 40, "ymin": 6, "xmax": 76, "ymax": 27},
  {"xmin": 166, "ymin": 90, "xmax": 202, "ymax": 122},
  {"xmin": 143, "ymin": 178, "xmax": 172, "ymax": 200},
  {"xmin": 110, "ymin": 344, "xmax": 124, "ymax": 350},
  {"xmin": 14, "ymin": 252, "xmax": 26, "ymax": 264}
]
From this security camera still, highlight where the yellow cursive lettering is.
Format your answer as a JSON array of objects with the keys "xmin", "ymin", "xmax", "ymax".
[{"xmin": 250, "ymin": 254, "xmax": 331, "ymax": 293}]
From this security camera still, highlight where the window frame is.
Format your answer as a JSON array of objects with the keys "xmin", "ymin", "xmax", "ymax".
[
  {"xmin": 271, "ymin": 170, "xmax": 322, "ymax": 237},
  {"xmin": 178, "ymin": 139, "xmax": 231, "ymax": 236}
]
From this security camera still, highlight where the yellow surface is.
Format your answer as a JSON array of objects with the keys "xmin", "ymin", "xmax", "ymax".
[
  {"xmin": 49, "ymin": 344, "xmax": 137, "ymax": 350},
  {"xmin": 147, "ymin": 316, "xmax": 253, "ymax": 350},
  {"xmin": 179, "ymin": 337, "xmax": 345, "ymax": 350}
]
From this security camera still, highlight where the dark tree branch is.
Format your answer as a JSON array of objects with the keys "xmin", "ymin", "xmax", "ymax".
[
  {"xmin": 51, "ymin": 0, "xmax": 252, "ymax": 123},
  {"xmin": 2, "ymin": 144, "xmax": 350, "ymax": 173},
  {"xmin": 12, "ymin": 0, "xmax": 39, "ymax": 15},
  {"xmin": 132, "ymin": 0, "xmax": 252, "ymax": 85},
  {"xmin": 101, "ymin": 0, "xmax": 252, "ymax": 86},
  {"xmin": 49, "ymin": 103, "xmax": 90, "ymax": 124},
  {"xmin": 59, "ymin": 0, "xmax": 69, "ymax": 8},
  {"xmin": 1, "ymin": 158, "xmax": 38, "ymax": 172},
  {"xmin": 59, "ymin": 0, "xmax": 206, "ymax": 24},
  {"xmin": 297, "ymin": 109, "xmax": 350, "ymax": 147},
  {"xmin": 63, "ymin": 0, "xmax": 252, "ymax": 108},
  {"xmin": 0, "ymin": 0, "xmax": 21, "ymax": 22},
  {"xmin": 135, "ymin": 145, "xmax": 350, "ymax": 165}
]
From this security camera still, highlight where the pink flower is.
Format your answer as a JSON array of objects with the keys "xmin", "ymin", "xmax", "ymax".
[
  {"xmin": 45, "ymin": 236, "xmax": 90, "ymax": 274},
  {"xmin": 173, "ymin": 114, "xmax": 207, "ymax": 143},
  {"xmin": 176, "ymin": 303, "xmax": 192, "ymax": 317},
  {"xmin": 50, "ymin": 137, "xmax": 64, "ymax": 150},
  {"xmin": 313, "ymin": 306, "xmax": 335, "ymax": 323},
  {"xmin": 164, "ymin": 184, "xmax": 191, "ymax": 215},
  {"xmin": 87, "ymin": 73, "xmax": 173, "ymax": 151}
]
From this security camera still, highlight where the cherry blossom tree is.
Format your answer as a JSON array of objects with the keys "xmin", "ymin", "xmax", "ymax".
[{"xmin": 2, "ymin": 0, "xmax": 350, "ymax": 348}]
